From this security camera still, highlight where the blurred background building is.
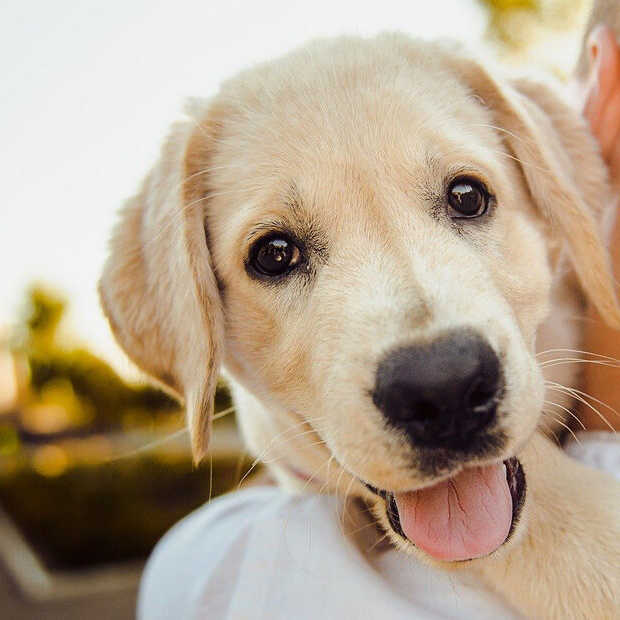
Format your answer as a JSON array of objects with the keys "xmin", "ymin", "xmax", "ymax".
[{"xmin": 0, "ymin": 0, "xmax": 594, "ymax": 617}]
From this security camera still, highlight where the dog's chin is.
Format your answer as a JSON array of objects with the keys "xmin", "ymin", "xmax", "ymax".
[{"xmin": 365, "ymin": 457, "xmax": 527, "ymax": 563}]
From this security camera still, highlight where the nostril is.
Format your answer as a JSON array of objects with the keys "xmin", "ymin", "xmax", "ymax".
[
  {"xmin": 377, "ymin": 391, "xmax": 441, "ymax": 424},
  {"xmin": 466, "ymin": 377, "xmax": 498, "ymax": 412}
]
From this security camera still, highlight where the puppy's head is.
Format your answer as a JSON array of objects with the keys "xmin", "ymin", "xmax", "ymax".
[{"xmin": 100, "ymin": 35, "xmax": 619, "ymax": 564}]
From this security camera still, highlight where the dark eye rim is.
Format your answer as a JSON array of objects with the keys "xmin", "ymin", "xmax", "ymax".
[
  {"xmin": 246, "ymin": 231, "xmax": 305, "ymax": 280},
  {"xmin": 446, "ymin": 175, "xmax": 492, "ymax": 220}
]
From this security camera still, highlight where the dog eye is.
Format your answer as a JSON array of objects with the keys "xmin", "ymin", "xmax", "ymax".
[
  {"xmin": 447, "ymin": 177, "xmax": 489, "ymax": 219},
  {"xmin": 250, "ymin": 235, "xmax": 302, "ymax": 276}
]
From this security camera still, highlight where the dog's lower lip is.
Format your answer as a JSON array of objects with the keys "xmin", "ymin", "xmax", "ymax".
[
  {"xmin": 364, "ymin": 457, "xmax": 527, "ymax": 552},
  {"xmin": 503, "ymin": 456, "xmax": 527, "ymax": 540}
]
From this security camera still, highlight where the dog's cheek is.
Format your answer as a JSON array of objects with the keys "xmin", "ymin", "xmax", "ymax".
[
  {"xmin": 226, "ymin": 292, "xmax": 318, "ymax": 411},
  {"xmin": 488, "ymin": 212, "xmax": 552, "ymax": 345},
  {"xmin": 500, "ymin": 349, "xmax": 545, "ymax": 454}
]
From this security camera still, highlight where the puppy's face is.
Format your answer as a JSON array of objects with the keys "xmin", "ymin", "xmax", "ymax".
[
  {"xmin": 101, "ymin": 35, "xmax": 618, "ymax": 565},
  {"xmin": 202, "ymin": 38, "xmax": 551, "ymax": 562}
]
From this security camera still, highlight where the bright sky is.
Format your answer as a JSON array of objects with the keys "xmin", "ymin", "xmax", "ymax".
[{"xmin": 1, "ymin": 0, "xmax": 492, "ymax": 375}]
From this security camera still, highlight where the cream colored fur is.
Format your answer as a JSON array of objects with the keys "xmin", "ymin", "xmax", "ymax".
[{"xmin": 100, "ymin": 26, "xmax": 620, "ymax": 620}]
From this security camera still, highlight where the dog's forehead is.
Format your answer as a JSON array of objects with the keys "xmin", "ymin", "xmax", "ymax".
[
  {"xmin": 205, "ymin": 36, "xmax": 505, "ymax": 243},
  {"xmin": 214, "ymin": 39, "xmax": 496, "ymax": 170}
]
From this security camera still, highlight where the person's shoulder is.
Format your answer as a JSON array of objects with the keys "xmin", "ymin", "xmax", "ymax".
[
  {"xmin": 144, "ymin": 485, "xmax": 301, "ymax": 563},
  {"xmin": 137, "ymin": 487, "xmax": 339, "ymax": 620},
  {"xmin": 174, "ymin": 485, "xmax": 292, "ymax": 531},
  {"xmin": 160, "ymin": 485, "xmax": 334, "ymax": 539}
]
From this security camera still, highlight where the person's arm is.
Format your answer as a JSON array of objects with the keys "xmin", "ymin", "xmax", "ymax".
[{"xmin": 581, "ymin": 26, "xmax": 620, "ymax": 431}]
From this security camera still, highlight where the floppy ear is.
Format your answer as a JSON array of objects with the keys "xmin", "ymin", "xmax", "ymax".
[
  {"xmin": 99, "ymin": 110, "xmax": 224, "ymax": 461},
  {"xmin": 455, "ymin": 59, "xmax": 620, "ymax": 328}
]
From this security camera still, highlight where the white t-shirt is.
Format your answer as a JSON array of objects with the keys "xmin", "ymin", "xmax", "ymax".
[{"xmin": 138, "ymin": 433, "xmax": 620, "ymax": 620}]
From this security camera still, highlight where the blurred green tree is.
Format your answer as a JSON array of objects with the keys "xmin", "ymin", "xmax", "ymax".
[
  {"xmin": 480, "ymin": 0, "xmax": 587, "ymax": 56},
  {"xmin": 14, "ymin": 286, "xmax": 189, "ymax": 435}
]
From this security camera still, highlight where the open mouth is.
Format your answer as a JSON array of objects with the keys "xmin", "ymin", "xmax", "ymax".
[{"xmin": 366, "ymin": 457, "xmax": 526, "ymax": 562}]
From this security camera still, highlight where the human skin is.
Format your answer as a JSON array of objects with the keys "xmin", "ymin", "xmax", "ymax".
[{"xmin": 581, "ymin": 25, "xmax": 620, "ymax": 431}]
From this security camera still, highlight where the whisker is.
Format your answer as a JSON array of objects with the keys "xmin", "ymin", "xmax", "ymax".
[
  {"xmin": 558, "ymin": 385, "xmax": 620, "ymax": 419},
  {"xmin": 207, "ymin": 451, "xmax": 214, "ymax": 504},
  {"xmin": 543, "ymin": 400, "xmax": 586, "ymax": 430},
  {"xmin": 235, "ymin": 432, "xmax": 302, "ymax": 488},
  {"xmin": 236, "ymin": 454, "xmax": 263, "ymax": 488},
  {"xmin": 341, "ymin": 474, "xmax": 358, "ymax": 531},
  {"xmin": 366, "ymin": 532, "xmax": 390, "ymax": 553},
  {"xmin": 538, "ymin": 419, "xmax": 562, "ymax": 447},
  {"xmin": 334, "ymin": 462, "xmax": 348, "ymax": 497},
  {"xmin": 537, "ymin": 348, "xmax": 620, "ymax": 363},
  {"xmin": 300, "ymin": 456, "xmax": 332, "ymax": 494},
  {"xmin": 348, "ymin": 518, "xmax": 382, "ymax": 536},
  {"xmin": 107, "ymin": 427, "xmax": 188, "ymax": 462},
  {"xmin": 234, "ymin": 447, "xmax": 250, "ymax": 488},
  {"xmin": 543, "ymin": 411, "xmax": 582, "ymax": 446},
  {"xmin": 319, "ymin": 455, "xmax": 337, "ymax": 494},
  {"xmin": 236, "ymin": 417, "xmax": 328, "ymax": 486},
  {"xmin": 260, "ymin": 429, "xmax": 328, "ymax": 462},
  {"xmin": 545, "ymin": 381, "xmax": 616, "ymax": 431},
  {"xmin": 541, "ymin": 358, "xmax": 620, "ymax": 369},
  {"xmin": 472, "ymin": 123, "xmax": 529, "ymax": 146},
  {"xmin": 213, "ymin": 405, "xmax": 236, "ymax": 420}
]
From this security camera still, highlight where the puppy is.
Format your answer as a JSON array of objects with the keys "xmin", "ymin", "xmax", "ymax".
[{"xmin": 100, "ymin": 6, "xmax": 620, "ymax": 618}]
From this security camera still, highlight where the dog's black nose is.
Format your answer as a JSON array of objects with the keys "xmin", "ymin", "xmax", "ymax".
[{"xmin": 372, "ymin": 330, "xmax": 502, "ymax": 450}]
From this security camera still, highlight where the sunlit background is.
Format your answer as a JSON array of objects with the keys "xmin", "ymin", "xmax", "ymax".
[{"xmin": 0, "ymin": 0, "xmax": 593, "ymax": 617}]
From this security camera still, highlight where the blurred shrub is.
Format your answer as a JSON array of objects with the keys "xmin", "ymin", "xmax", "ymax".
[
  {"xmin": 24, "ymin": 286, "xmax": 65, "ymax": 350},
  {"xmin": 0, "ymin": 285, "xmax": 245, "ymax": 570},
  {"xmin": 0, "ymin": 453, "xmax": 254, "ymax": 570},
  {"xmin": 27, "ymin": 347, "xmax": 179, "ymax": 432},
  {"xmin": 13, "ymin": 286, "xmax": 187, "ymax": 435},
  {"xmin": 480, "ymin": 0, "xmax": 588, "ymax": 61}
]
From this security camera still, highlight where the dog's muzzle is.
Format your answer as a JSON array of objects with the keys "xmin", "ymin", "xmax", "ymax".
[{"xmin": 366, "ymin": 330, "xmax": 526, "ymax": 561}]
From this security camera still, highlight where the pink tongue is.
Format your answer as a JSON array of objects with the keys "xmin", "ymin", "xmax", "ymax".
[{"xmin": 394, "ymin": 463, "xmax": 512, "ymax": 562}]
